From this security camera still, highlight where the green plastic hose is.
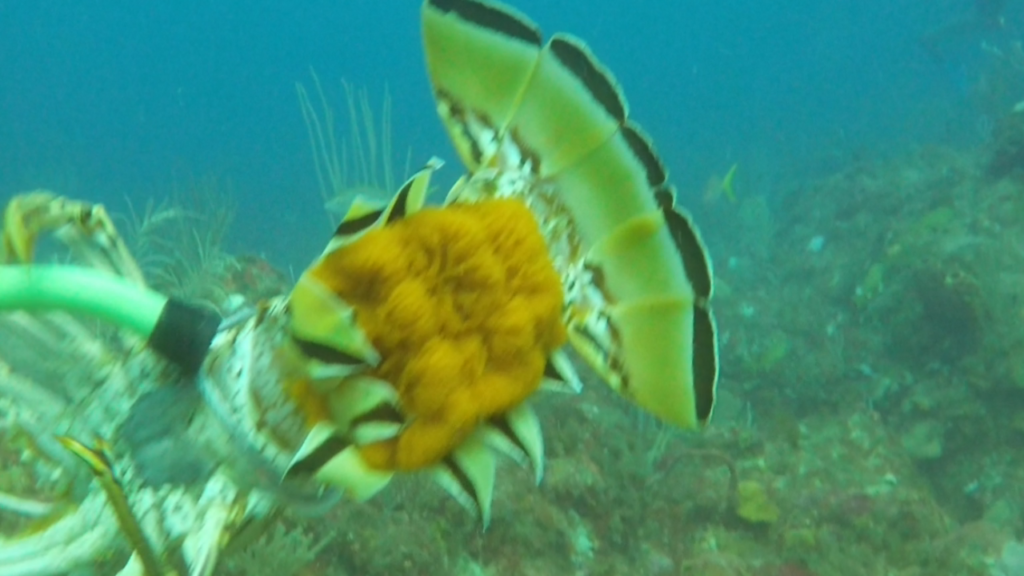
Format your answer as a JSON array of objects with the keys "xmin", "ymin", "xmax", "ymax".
[
  {"xmin": 0, "ymin": 265, "xmax": 166, "ymax": 337},
  {"xmin": 0, "ymin": 265, "xmax": 221, "ymax": 374}
]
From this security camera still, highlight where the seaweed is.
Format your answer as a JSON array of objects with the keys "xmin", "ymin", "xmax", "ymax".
[
  {"xmin": 297, "ymin": 70, "xmax": 413, "ymax": 222},
  {"xmin": 117, "ymin": 175, "xmax": 241, "ymax": 310}
]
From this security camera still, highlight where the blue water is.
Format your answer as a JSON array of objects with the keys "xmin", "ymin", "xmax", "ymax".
[{"xmin": 0, "ymin": 0, "xmax": 1019, "ymax": 267}]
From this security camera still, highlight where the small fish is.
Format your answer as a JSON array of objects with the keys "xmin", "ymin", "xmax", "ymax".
[{"xmin": 703, "ymin": 163, "xmax": 738, "ymax": 205}]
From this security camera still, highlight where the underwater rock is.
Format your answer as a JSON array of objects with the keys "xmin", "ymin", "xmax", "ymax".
[
  {"xmin": 984, "ymin": 498, "xmax": 1023, "ymax": 534},
  {"xmin": 735, "ymin": 479, "xmax": 780, "ymax": 524},
  {"xmin": 888, "ymin": 267, "xmax": 982, "ymax": 366},
  {"xmin": 987, "ymin": 111, "xmax": 1024, "ymax": 180},
  {"xmin": 900, "ymin": 420, "xmax": 945, "ymax": 460},
  {"xmin": 993, "ymin": 541, "xmax": 1024, "ymax": 576}
]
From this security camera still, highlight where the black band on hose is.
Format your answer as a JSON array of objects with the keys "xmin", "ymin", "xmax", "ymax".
[{"xmin": 147, "ymin": 299, "xmax": 222, "ymax": 375}]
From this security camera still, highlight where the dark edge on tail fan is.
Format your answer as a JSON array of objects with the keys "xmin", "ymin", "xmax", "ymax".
[
  {"xmin": 442, "ymin": 455, "xmax": 483, "ymax": 515},
  {"xmin": 386, "ymin": 179, "xmax": 414, "ymax": 224},
  {"xmin": 335, "ymin": 209, "xmax": 385, "ymax": 238},
  {"xmin": 285, "ymin": 435, "xmax": 351, "ymax": 478},
  {"xmin": 291, "ymin": 336, "xmax": 367, "ymax": 366},
  {"xmin": 692, "ymin": 307, "xmax": 719, "ymax": 424},
  {"xmin": 487, "ymin": 414, "xmax": 530, "ymax": 459},
  {"xmin": 428, "ymin": 0, "xmax": 542, "ymax": 45},
  {"xmin": 621, "ymin": 124, "xmax": 668, "ymax": 188},
  {"xmin": 351, "ymin": 404, "xmax": 405, "ymax": 428},
  {"xmin": 662, "ymin": 206, "xmax": 713, "ymax": 301},
  {"xmin": 549, "ymin": 36, "xmax": 626, "ymax": 124}
]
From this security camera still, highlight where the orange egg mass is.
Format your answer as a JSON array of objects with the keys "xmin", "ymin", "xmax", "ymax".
[{"xmin": 310, "ymin": 198, "xmax": 566, "ymax": 471}]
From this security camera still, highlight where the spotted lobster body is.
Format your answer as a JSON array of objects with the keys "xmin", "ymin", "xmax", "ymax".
[{"xmin": 282, "ymin": 0, "xmax": 719, "ymax": 525}]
